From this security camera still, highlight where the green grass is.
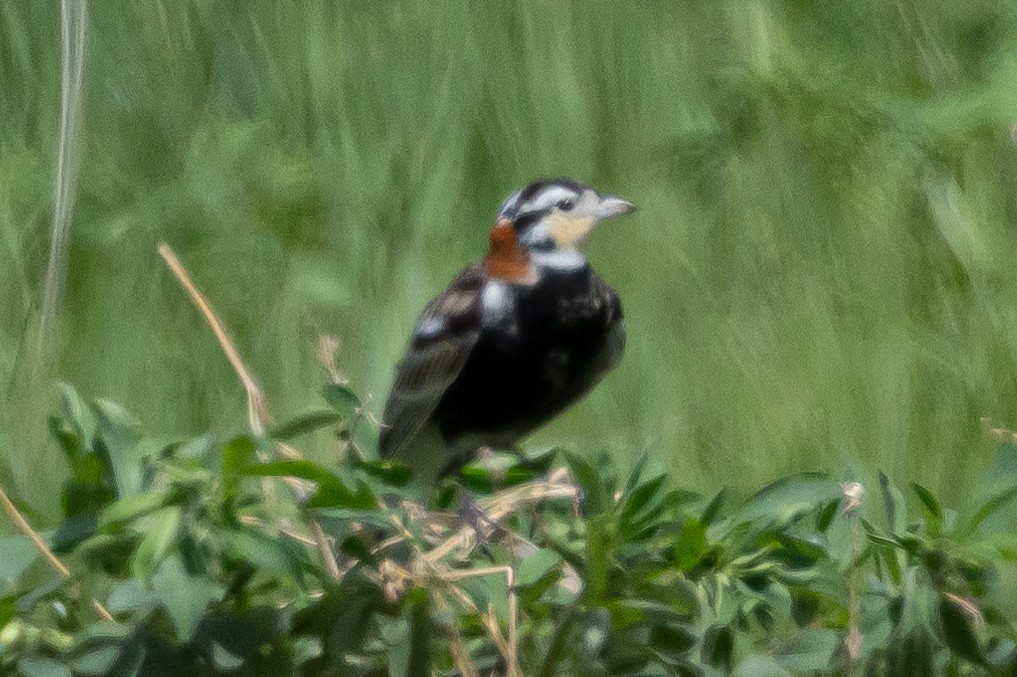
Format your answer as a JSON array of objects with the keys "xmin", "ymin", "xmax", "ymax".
[{"xmin": 3, "ymin": 1, "xmax": 1017, "ymax": 515}]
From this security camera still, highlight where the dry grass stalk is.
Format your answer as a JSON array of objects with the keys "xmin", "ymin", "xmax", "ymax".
[
  {"xmin": 432, "ymin": 591, "xmax": 481, "ymax": 677},
  {"xmin": 318, "ymin": 334, "xmax": 349, "ymax": 386},
  {"xmin": 448, "ymin": 567, "xmax": 520, "ymax": 676},
  {"xmin": 980, "ymin": 416, "xmax": 1017, "ymax": 444},
  {"xmin": 0, "ymin": 484, "xmax": 114, "ymax": 622},
  {"xmin": 369, "ymin": 472, "xmax": 582, "ymax": 675},
  {"xmin": 157, "ymin": 241, "xmax": 341, "ymax": 579},
  {"xmin": 944, "ymin": 592, "xmax": 984, "ymax": 628},
  {"xmin": 842, "ymin": 481, "xmax": 864, "ymax": 677},
  {"xmin": 424, "ymin": 468, "xmax": 579, "ymax": 563},
  {"xmin": 157, "ymin": 243, "xmax": 270, "ymax": 434}
]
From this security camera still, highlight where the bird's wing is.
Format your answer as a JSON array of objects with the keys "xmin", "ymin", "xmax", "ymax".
[
  {"xmin": 593, "ymin": 273, "xmax": 626, "ymax": 371},
  {"xmin": 379, "ymin": 264, "xmax": 485, "ymax": 459}
]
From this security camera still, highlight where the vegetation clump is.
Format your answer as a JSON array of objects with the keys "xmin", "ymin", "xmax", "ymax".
[{"xmin": 2, "ymin": 382, "xmax": 1017, "ymax": 676}]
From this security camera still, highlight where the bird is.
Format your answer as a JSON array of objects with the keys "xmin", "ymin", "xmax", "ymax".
[{"xmin": 379, "ymin": 178, "xmax": 636, "ymax": 489}]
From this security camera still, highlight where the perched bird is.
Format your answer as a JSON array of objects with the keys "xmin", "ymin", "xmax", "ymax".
[{"xmin": 380, "ymin": 178, "xmax": 635, "ymax": 487}]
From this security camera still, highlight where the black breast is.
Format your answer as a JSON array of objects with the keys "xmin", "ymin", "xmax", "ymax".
[{"xmin": 432, "ymin": 267, "xmax": 624, "ymax": 445}]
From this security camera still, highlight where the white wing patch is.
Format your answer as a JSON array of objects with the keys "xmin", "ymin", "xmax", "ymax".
[
  {"xmin": 481, "ymin": 280, "xmax": 513, "ymax": 326},
  {"xmin": 414, "ymin": 316, "xmax": 446, "ymax": 339}
]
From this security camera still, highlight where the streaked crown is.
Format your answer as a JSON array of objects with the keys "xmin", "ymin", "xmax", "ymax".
[{"xmin": 497, "ymin": 178, "xmax": 635, "ymax": 252}]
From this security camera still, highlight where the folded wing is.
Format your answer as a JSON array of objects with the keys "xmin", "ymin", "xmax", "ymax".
[{"xmin": 379, "ymin": 265, "xmax": 485, "ymax": 460}]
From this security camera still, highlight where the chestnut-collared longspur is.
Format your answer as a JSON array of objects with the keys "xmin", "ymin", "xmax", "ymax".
[{"xmin": 380, "ymin": 178, "xmax": 636, "ymax": 486}]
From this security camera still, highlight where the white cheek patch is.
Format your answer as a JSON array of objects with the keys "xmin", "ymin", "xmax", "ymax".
[
  {"xmin": 481, "ymin": 280, "xmax": 514, "ymax": 325},
  {"xmin": 518, "ymin": 222, "xmax": 551, "ymax": 248}
]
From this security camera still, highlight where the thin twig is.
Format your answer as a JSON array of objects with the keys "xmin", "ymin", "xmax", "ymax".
[{"xmin": 0, "ymin": 484, "xmax": 114, "ymax": 622}]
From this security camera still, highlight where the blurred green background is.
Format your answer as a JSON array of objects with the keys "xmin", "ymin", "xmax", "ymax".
[{"xmin": 3, "ymin": 1, "xmax": 1017, "ymax": 517}]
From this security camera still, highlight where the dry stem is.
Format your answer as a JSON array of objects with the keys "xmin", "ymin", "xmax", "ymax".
[
  {"xmin": 0, "ymin": 484, "xmax": 114, "ymax": 622},
  {"xmin": 842, "ymin": 482, "xmax": 864, "ymax": 677},
  {"xmin": 157, "ymin": 241, "xmax": 340, "ymax": 579},
  {"xmin": 157, "ymin": 243, "xmax": 269, "ymax": 433}
]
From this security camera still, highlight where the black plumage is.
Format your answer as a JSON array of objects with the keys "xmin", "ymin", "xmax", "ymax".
[{"xmin": 379, "ymin": 179, "xmax": 633, "ymax": 485}]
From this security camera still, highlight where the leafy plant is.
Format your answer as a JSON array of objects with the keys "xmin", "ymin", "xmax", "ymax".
[{"xmin": 2, "ymin": 384, "xmax": 1017, "ymax": 675}]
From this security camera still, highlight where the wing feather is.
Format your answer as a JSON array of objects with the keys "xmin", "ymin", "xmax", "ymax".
[{"xmin": 379, "ymin": 265, "xmax": 485, "ymax": 459}]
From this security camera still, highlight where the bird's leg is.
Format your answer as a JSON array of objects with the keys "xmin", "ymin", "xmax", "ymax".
[{"xmin": 457, "ymin": 484, "xmax": 499, "ymax": 542}]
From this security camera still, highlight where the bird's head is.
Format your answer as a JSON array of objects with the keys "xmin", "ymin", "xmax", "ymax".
[{"xmin": 485, "ymin": 178, "xmax": 636, "ymax": 282}]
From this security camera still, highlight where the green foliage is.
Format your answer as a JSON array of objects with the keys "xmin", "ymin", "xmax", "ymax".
[{"xmin": 4, "ymin": 386, "xmax": 1017, "ymax": 675}]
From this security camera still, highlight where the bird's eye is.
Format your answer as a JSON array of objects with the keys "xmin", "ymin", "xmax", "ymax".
[{"xmin": 557, "ymin": 198, "xmax": 576, "ymax": 211}]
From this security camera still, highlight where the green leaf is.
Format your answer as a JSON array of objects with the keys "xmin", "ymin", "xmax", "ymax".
[
  {"xmin": 307, "ymin": 479, "xmax": 377, "ymax": 510},
  {"xmin": 621, "ymin": 474, "xmax": 667, "ymax": 524},
  {"xmin": 736, "ymin": 473, "xmax": 840, "ymax": 525},
  {"xmin": 322, "ymin": 384, "xmax": 361, "ymax": 422},
  {"xmin": 565, "ymin": 452, "xmax": 609, "ymax": 516},
  {"xmin": 584, "ymin": 516, "xmax": 611, "ymax": 602},
  {"xmin": 106, "ymin": 579, "xmax": 156, "ymax": 615},
  {"xmin": 91, "ymin": 398, "xmax": 149, "ymax": 498},
  {"xmin": 978, "ymin": 442, "xmax": 1017, "ymax": 496},
  {"xmin": 98, "ymin": 491, "xmax": 168, "ymax": 529},
  {"xmin": 69, "ymin": 643, "xmax": 121, "ymax": 676},
  {"xmin": 269, "ymin": 410, "xmax": 343, "ymax": 440},
  {"xmin": 355, "ymin": 458, "xmax": 413, "ymax": 486},
  {"xmin": 17, "ymin": 657, "xmax": 71, "ymax": 677},
  {"xmin": 16, "ymin": 576, "xmax": 67, "ymax": 614},
  {"xmin": 702, "ymin": 625, "xmax": 734, "ymax": 672},
  {"xmin": 937, "ymin": 594, "xmax": 985, "ymax": 666},
  {"xmin": 775, "ymin": 628, "xmax": 840, "ymax": 672},
  {"xmin": 131, "ymin": 506, "xmax": 182, "ymax": 576},
  {"xmin": 211, "ymin": 642, "xmax": 245, "ymax": 671},
  {"xmin": 579, "ymin": 608, "xmax": 611, "ymax": 658},
  {"xmin": 351, "ymin": 421, "xmax": 379, "ymax": 457},
  {"xmin": 48, "ymin": 415, "xmax": 83, "ymax": 467},
  {"xmin": 517, "ymin": 548, "xmax": 562, "ymax": 588},
  {"xmin": 222, "ymin": 530, "xmax": 302, "ymax": 578},
  {"xmin": 407, "ymin": 588, "xmax": 432, "ymax": 677},
  {"xmin": 702, "ymin": 488, "xmax": 727, "ymax": 526},
  {"xmin": 380, "ymin": 618, "xmax": 410, "ymax": 676},
  {"xmin": 460, "ymin": 464, "xmax": 495, "ymax": 493},
  {"xmin": 293, "ymin": 574, "xmax": 380, "ymax": 664},
  {"xmin": 244, "ymin": 458, "xmax": 377, "ymax": 508},
  {"xmin": 962, "ymin": 485, "xmax": 1017, "ymax": 538},
  {"xmin": 174, "ymin": 434, "xmax": 213, "ymax": 459},
  {"xmin": 221, "ymin": 435, "xmax": 258, "ymax": 478},
  {"xmin": 910, "ymin": 482, "xmax": 943, "ymax": 537},
  {"xmin": 240, "ymin": 459, "xmax": 339, "ymax": 485},
  {"xmin": 674, "ymin": 518, "xmax": 707, "ymax": 570},
  {"xmin": 734, "ymin": 655, "xmax": 792, "ymax": 677},
  {"xmin": 0, "ymin": 536, "xmax": 38, "ymax": 585},
  {"xmin": 879, "ymin": 471, "xmax": 906, "ymax": 533},
  {"xmin": 57, "ymin": 382, "xmax": 96, "ymax": 453},
  {"xmin": 151, "ymin": 555, "xmax": 223, "ymax": 641}
]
